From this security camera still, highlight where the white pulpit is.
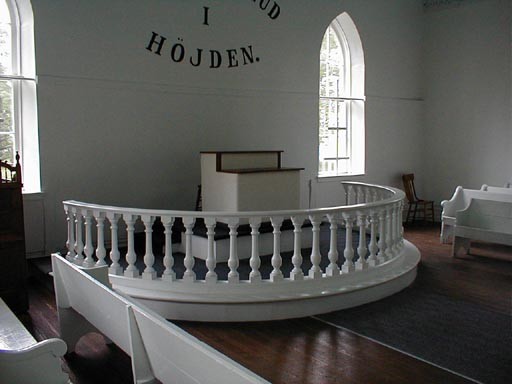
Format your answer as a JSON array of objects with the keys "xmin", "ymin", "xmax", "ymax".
[{"xmin": 200, "ymin": 151, "xmax": 303, "ymax": 212}]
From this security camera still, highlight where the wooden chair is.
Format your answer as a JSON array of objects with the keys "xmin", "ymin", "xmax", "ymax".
[
  {"xmin": 195, "ymin": 184, "xmax": 202, "ymax": 211},
  {"xmin": 402, "ymin": 173, "xmax": 435, "ymax": 224}
]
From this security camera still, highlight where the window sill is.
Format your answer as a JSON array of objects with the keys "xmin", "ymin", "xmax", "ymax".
[
  {"xmin": 22, "ymin": 191, "xmax": 45, "ymax": 201},
  {"xmin": 316, "ymin": 173, "xmax": 365, "ymax": 183}
]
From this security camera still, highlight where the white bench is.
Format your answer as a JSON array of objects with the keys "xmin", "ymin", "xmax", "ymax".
[
  {"xmin": 0, "ymin": 298, "xmax": 69, "ymax": 384},
  {"xmin": 452, "ymin": 198, "xmax": 512, "ymax": 257},
  {"xmin": 51, "ymin": 253, "xmax": 269, "ymax": 384},
  {"xmin": 440, "ymin": 186, "xmax": 512, "ymax": 243},
  {"xmin": 480, "ymin": 184, "xmax": 512, "ymax": 194}
]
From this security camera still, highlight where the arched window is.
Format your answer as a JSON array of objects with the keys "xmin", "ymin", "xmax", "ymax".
[
  {"xmin": 0, "ymin": 0, "xmax": 40, "ymax": 192},
  {"xmin": 318, "ymin": 13, "xmax": 365, "ymax": 178}
]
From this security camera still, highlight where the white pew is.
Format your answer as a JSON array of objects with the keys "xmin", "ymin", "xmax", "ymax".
[
  {"xmin": 440, "ymin": 186, "xmax": 512, "ymax": 243},
  {"xmin": 480, "ymin": 184, "xmax": 512, "ymax": 194},
  {"xmin": 452, "ymin": 198, "xmax": 512, "ymax": 257},
  {"xmin": 51, "ymin": 254, "xmax": 269, "ymax": 384},
  {"xmin": 0, "ymin": 298, "xmax": 69, "ymax": 384}
]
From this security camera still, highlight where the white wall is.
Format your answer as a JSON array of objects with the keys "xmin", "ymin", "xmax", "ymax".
[
  {"xmin": 424, "ymin": 0, "xmax": 512, "ymax": 203},
  {"xmin": 28, "ymin": 0, "xmax": 425, "ymax": 253}
]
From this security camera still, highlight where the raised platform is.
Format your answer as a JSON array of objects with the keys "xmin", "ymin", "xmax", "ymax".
[{"xmin": 111, "ymin": 241, "xmax": 420, "ymax": 322}]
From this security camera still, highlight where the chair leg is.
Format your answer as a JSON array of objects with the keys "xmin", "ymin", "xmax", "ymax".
[
  {"xmin": 413, "ymin": 203, "xmax": 418, "ymax": 223},
  {"xmin": 406, "ymin": 204, "xmax": 413, "ymax": 223},
  {"xmin": 430, "ymin": 202, "xmax": 435, "ymax": 223}
]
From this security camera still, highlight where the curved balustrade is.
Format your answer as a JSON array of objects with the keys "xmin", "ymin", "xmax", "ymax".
[{"xmin": 58, "ymin": 182, "xmax": 420, "ymax": 321}]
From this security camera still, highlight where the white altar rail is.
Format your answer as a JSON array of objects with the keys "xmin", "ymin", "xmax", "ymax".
[{"xmin": 59, "ymin": 182, "xmax": 420, "ymax": 321}]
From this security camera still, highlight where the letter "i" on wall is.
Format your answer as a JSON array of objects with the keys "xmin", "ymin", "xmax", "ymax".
[{"xmin": 203, "ymin": 7, "xmax": 209, "ymax": 25}]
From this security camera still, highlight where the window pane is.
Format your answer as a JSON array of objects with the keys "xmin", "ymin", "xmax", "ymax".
[
  {"xmin": 326, "ymin": 99, "xmax": 346, "ymax": 128},
  {"xmin": 319, "ymin": 26, "xmax": 344, "ymax": 98},
  {"xmin": 319, "ymin": 97, "xmax": 349, "ymax": 165},
  {"xmin": 319, "ymin": 99, "xmax": 329, "ymax": 133},
  {"xmin": 327, "ymin": 99, "xmax": 338, "ymax": 127},
  {"xmin": 0, "ymin": 0, "xmax": 12, "ymax": 75},
  {"xmin": 337, "ymin": 129, "xmax": 348, "ymax": 158},
  {"xmin": 318, "ymin": 159, "xmax": 337, "ymax": 176},
  {"xmin": 320, "ymin": 130, "xmax": 338, "ymax": 159},
  {"xmin": 0, "ymin": 80, "xmax": 14, "ymax": 133},
  {"xmin": 0, "ymin": 133, "xmax": 14, "ymax": 163},
  {"xmin": 336, "ymin": 159, "xmax": 349, "ymax": 174},
  {"xmin": 0, "ymin": 79, "xmax": 14, "ymax": 163},
  {"xmin": 337, "ymin": 100, "xmax": 347, "ymax": 128},
  {"xmin": 317, "ymin": 158, "xmax": 351, "ymax": 177}
]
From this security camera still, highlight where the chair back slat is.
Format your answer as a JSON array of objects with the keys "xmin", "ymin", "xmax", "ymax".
[{"xmin": 402, "ymin": 174, "xmax": 418, "ymax": 202}]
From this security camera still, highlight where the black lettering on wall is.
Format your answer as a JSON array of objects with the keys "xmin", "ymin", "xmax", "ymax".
[
  {"xmin": 146, "ymin": 32, "xmax": 166, "ymax": 55},
  {"xmin": 241, "ymin": 45, "xmax": 256, "ymax": 65},
  {"xmin": 203, "ymin": 6, "xmax": 210, "ymax": 25},
  {"xmin": 210, "ymin": 50, "xmax": 222, "ymax": 68},
  {"xmin": 227, "ymin": 49, "xmax": 239, "ymax": 68}
]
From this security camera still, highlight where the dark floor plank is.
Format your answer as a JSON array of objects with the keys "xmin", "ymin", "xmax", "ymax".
[{"xmin": 177, "ymin": 316, "xmax": 472, "ymax": 384}]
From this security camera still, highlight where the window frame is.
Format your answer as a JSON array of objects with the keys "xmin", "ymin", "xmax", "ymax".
[
  {"xmin": 0, "ymin": 0, "xmax": 40, "ymax": 193},
  {"xmin": 318, "ymin": 13, "xmax": 365, "ymax": 179}
]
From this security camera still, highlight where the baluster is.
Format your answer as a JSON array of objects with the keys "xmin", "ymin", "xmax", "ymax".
[
  {"xmin": 342, "ymin": 183, "xmax": 348, "ymax": 205},
  {"xmin": 82, "ymin": 210, "xmax": 95, "ymax": 267},
  {"xmin": 377, "ymin": 209, "xmax": 387, "ymax": 263},
  {"xmin": 65, "ymin": 206, "xmax": 76, "ymax": 262},
  {"xmin": 363, "ymin": 186, "xmax": 370, "ymax": 203},
  {"xmin": 326, "ymin": 214, "xmax": 340, "ymax": 277},
  {"xmin": 141, "ymin": 215, "xmax": 156, "ymax": 280},
  {"xmin": 385, "ymin": 206, "xmax": 394, "ymax": 260},
  {"xmin": 161, "ymin": 216, "xmax": 176, "ymax": 282},
  {"xmin": 308, "ymin": 215, "xmax": 322, "ymax": 279},
  {"xmin": 356, "ymin": 214, "xmax": 368, "ymax": 270},
  {"xmin": 73, "ymin": 207, "xmax": 84, "ymax": 265},
  {"xmin": 249, "ymin": 217, "xmax": 262, "ymax": 283},
  {"xmin": 124, "ymin": 214, "xmax": 139, "ymax": 277},
  {"xmin": 391, "ymin": 203, "xmax": 399, "ymax": 255},
  {"xmin": 342, "ymin": 214, "xmax": 355, "ymax": 273},
  {"xmin": 227, "ymin": 218, "xmax": 240, "ymax": 283},
  {"xmin": 183, "ymin": 217, "xmax": 196, "ymax": 282},
  {"xmin": 367, "ymin": 211, "xmax": 379, "ymax": 267},
  {"xmin": 371, "ymin": 188, "xmax": 378, "ymax": 203},
  {"xmin": 204, "ymin": 217, "xmax": 218, "ymax": 284},
  {"xmin": 270, "ymin": 216, "xmax": 284, "ymax": 282},
  {"xmin": 107, "ymin": 213, "xmax": 122, "ymax": 275},
  {"xmin": 95, "ymin": 211, "xmax": 107, "ymax": 266},
  {"xmin": 398, "ymin": 200, "xmax": 405, "ymax": 247},
  {"xmin": 356, "ymin": 185, "xmax": 363, "ymax": 204},
  {"xmin": 290, "ymin": 215, "xmax": 305, "ymax": 280},
  {"xmin": 347, "ymin": 184, "xmax": 354, "ymax": 205}
]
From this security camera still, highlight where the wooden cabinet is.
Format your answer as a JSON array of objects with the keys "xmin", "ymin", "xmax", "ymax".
[{"xmin": 0, "ymin": 153, "xmax": 28, "ymax": 313}]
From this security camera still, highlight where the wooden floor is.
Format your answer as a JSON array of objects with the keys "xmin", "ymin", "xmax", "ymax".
[{"xmin": 20, "ymin": 223, "xmax": 511, "ymax": 384}]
